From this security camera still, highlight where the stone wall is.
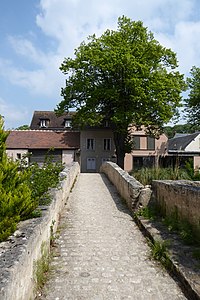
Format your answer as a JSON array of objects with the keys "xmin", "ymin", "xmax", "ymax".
[
  {"xmin": 0, "ymin": 162, "xmax": 80, "ymax": 300},
  {"xmin": 152, "ymin": 180, "xmax": 200, "ymax": 237},
  {"xmin": 100, "ymin": 162, "xmax": 152, "ymax": 212},
  {"xmin": 101, "ymin": 162, "xmax": 200, "ymax": 238}
]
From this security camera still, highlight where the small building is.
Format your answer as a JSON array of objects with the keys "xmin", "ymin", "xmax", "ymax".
[
  {"xmin": 6, "ymin": 130, "xmax": 80, "ymax": 166},
  {"xmin": 167, "ymin": 132, "xmax": 200, "ymax": 170}
]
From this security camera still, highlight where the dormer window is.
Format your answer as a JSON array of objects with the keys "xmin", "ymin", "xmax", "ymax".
[
  {"xmin": 40, "ymin": 119, "xmax": 49, "ymax": 128},
  {"xmin": 65, "ymin": 120, "xmax": 71, "ymax": 128}
]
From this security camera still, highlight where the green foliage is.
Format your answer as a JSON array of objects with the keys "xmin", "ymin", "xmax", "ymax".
[
  {"xmin": 164, "ymin": 213, "xmax": 197, "ymax": 245},
  {"xmin": 0, "ymin": 117, "xmax": 38, "ymax": 242},
  {"xmin": 28, "ymin": 157, "xmax": 64, "ymax": 206},
  {"xmin": 131, "ymin": 166, "xmax": 191, "ymax": 185},
  {"xmin": 184, "ymin": 158, "xmax": 200, "ymax": 181},
  {"xmin": 163, "ymin": 123, "xmax": 200, "ymax": 139},
  {"xmin": 57, "ymin": 16, "xmax": 186, "ymax": 168},
  {"xmin": 0, "ymin": 117, "xmax": 9, "ymax": 161},
  {"xmin": 135, "ymin": 205, "xmax": 159, "ymax": 220},
  {"xmin": 0, "ymin": 116, "xmax": 65, "ymax": 243},
  {"xmin": 34, "ymin": 242, "xmax": 51, "ymax": 292},
  {"xmin": 185, "ymin": 66, "xmax": 200, "ymax": 126},
  {"xmin": 15, "ymin": 124, "xmax": 30, "ymax": 130},
  {"xmin": 148, "ymin": 239, "xmax": 172, "ymax": 269}
]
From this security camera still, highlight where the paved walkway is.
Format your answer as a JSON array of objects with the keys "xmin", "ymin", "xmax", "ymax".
[{"xmin": 39, "ymin": 173, "xmax": 187, "ymax": 300}]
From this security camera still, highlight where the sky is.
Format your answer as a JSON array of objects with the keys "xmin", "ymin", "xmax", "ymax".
[{"xmin": 0, "ymin": 0, "xmax": 200, "ymax": 129}]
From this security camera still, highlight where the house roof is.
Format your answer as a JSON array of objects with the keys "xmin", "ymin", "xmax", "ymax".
[
  {"xmin": 30, "ymin": 111, "xmax": 75, "ymax": 130},
  {"xmin": 168, "ymin": 132, "xmax": 200, "ymax": 151},
  {"xmin": 6, "ymin": 130, "xmax": 80, "ymax": 150}
]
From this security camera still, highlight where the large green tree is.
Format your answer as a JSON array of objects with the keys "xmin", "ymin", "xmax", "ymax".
[
  {"xmin": 57, "ymin": 16, "xmax": 186, "ymax": 168},
  {"xmin": 185, "ymin": 66, "xmax": 200, "ymax": 126}
]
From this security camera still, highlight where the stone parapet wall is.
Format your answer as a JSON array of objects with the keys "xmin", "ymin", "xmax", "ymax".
[
  {"xmin": 0, "ymin": 162, "xmax": 80, "ymax": 300},
  {"xmin": 152, "ymin": 180, "xmax": 200, "ymax": 237},
  {"xmin": 100, "ymin": 162, "xmax": 152, "ymax": 212}
]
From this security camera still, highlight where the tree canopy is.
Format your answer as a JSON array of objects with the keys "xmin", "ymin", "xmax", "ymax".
[
  {"xmin": 185, "ymin": 66, "xmax": 200, "ymax": 126},
  {"xmin": 57, "ymin": 16, "xmax": 186, "ymax": 168},
  {"xmin": 163, "ymin": 123, "xmax": 200, "ymax": 139},
  {"xmin": 16, "ymin": 124, "xmax": 30, "ymax": 130}
]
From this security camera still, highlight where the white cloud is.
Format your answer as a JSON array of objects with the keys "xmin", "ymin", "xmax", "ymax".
[
  {"xmin": 173, "ymin": 21, "xmax": 200, "ymax": 73},
  {"xmin": 0, "ymin": 51, "xmax": 63, "ymax": 97},
  {"xmin": 0, "ymin": 97, "xmax": 29, "ymax": 129},
  {"xmin": 1, "ymin": 0, "xmax": 200, "ymax": 102},
  {"xmin": 8, "ymin": 36, "xmax": 47, "ymax": 66}
]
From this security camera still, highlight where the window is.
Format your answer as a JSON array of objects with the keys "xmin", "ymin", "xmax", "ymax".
[
  {"xmin": 147, "ymin": 136, "xmax": 155, "ymax": 150},
  {"xmin": 103, "ymin": 138, "xmax": 111, "ymax": 151},
  {"xmin": 17, "ymin": 153, "xmax": 21, "ymax": 159},
  {"xmin": 40, "ymin": 119, "xmax": 49, "ymax": 128},
  {"xmin": 133, "ymin": 136, "xmax": 140, "ymax": 150},
  {"xmin": 65, "ymin": 120, "xmax": 71, "ymax": 128},
  {"xmin": 86, "ymin": 138, "xmax": 95, "ymax": 150},
  {"xmin": 133, "ymin": 157, "xmax": 143, "ymax": 169}
]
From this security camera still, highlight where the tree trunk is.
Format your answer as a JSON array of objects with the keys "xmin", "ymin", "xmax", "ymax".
[
  {"xmin": 116, "ymin": 153, "xmax": 125, "ymax": 169},
  {"xmin": 113, "ymin": 131, "xmax": 126, "ymax": 170}
]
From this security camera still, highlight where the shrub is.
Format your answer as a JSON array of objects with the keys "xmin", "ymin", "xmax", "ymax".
[
  {"xmin": 0, "ymin": 117, "xmax": 37, "ymax": 242},
  {"xmin": 28, "ymin": 156, "xmax": 64, "ymax": 206}
]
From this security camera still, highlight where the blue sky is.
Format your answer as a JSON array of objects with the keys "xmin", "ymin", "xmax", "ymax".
[{"xmin": 0, "ymin": 0, "xmax": 200, "ymax": 129}]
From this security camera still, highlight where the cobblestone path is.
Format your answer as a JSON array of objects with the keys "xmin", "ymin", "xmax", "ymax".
[{"xmin": 40, "ymin": 173, "xmax": 187, "ymax": 300}]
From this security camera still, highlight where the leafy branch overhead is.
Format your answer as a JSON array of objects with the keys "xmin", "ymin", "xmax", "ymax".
[
  {"xmin": 185, "ymin": 66, "xmax": 200, "ymax": 126},
  {"xmin": 57, "ymin": 16, "xmax": 186, "ymax": 168}
]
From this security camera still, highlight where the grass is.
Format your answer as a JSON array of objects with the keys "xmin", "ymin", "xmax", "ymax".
[
  {"xmin": 135, "ymin": 205, "xmax": 159, "ymax": 220},
  {"xmin": 131, "ymin": 166, "xmax": 191, "ymax": 185},
  {"xmin": 34, "ymin": 242, "xmax": 51, "ymax": 294},
  {"xmin": 148, "ymin": 238, "xmax": 172, "ymax": 270}
]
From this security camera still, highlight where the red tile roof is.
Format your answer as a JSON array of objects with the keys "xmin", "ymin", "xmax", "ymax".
[{"xmin": 6, "ymin": 130, "xmax": 80, "ymax": 149}]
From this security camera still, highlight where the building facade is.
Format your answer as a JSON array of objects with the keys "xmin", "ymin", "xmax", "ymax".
[{"xmin": 6, "ymin": 111, "xmax": 168, "ymax": 172}]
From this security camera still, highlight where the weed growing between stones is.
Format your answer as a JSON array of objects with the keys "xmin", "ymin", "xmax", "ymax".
[
  {"xmin": 34, "ymin": 242, "xmax": 51, "ymax": 296},
  {"xmin": 135, "ymin": 204, "xmax": 160, "ymax": 221},
  {"xmin": 70, "ymin": 175, "xmax": 77, "ymax": 192},
  {"xmin": 148, "ymin": 238, "xmax": 172, "ymax": 270},
  {"xmin": 50, "ymin": 219, "xmax": 58, "ymax": 246}
]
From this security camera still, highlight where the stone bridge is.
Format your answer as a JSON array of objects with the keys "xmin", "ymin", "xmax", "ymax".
[{"xmin": 0, "ymin": 162, "xmax": 200, "ymax": 300}]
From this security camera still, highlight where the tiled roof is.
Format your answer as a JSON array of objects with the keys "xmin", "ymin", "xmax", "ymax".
[
  {"xmin": 6, "ymin": 130, "xmax": 80, "ymax": 149},
  {"xmin": 30, "ymin": 111, "xmax": 75, "ymax": 130},
  {"xmin": 168, "ymin": 132, "xmax": 200, "ymax": 151}
]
